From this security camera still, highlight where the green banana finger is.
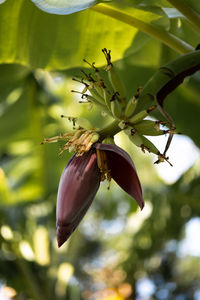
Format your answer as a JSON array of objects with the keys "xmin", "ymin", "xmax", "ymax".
[
  {"xmin": 124, "ymin": 128, "xmax": 160, "ymax": 155},
  {"xmin": 89, "ymin": 87, "xmax": 105, "ymax": 105},
  {"xmin": 139, "ymin": 135, "xmax": 160, "ymax": 155},
  {"xmin": 77, "ymin": 69, "xmax": 105, "ymax": 101},
  {"xmin": 103, "ymin": 88, "xmax": 111, "ymax": 109},
  {"xmin": 118, "ymin": 120, "xmax": 128, "ymax": 130},
  {"xmin": 102, "ymin": 137, "xmax": 115, "ymax": 144},
  {"xmin": 90, "ymin": 133, "xmax": 100, "ymax": 144},
  {"xmin": 124, "ymin": 127, "xmax": 143, "ymax": 146},
  {"xmin": 93, "ymin": 79, "xmax": 105, "ymax": 98},
  {"xmin": 129, "ymin": 105, "xmax": 156, "ymax": 123},
  {"xmin": 128, "ymin": 131, "xmax": 144, "ymax": 148},
  {"xmin": 84, "ymin": 94, "xmax": 112, "ymax": 116},
  {"xmin": 129, "ymin": 110, "xmax": 149, "ymax": 123},
  {"xmin": 102, "ymin": 48, "xmax": 126, "ymax": 99},
  {"xmin": 133, "ymin": 120, "xmax": 167, "ymax": 136},
  {"xmin": 124, "ymin": 97, "xmax": 137, "ymax": 118},
  {"xmin": 108, "ymin": 68, "xmax": 126, "ymax": 99},
  {"xmin": 76, "ymin": 117, "xmax": 94, "ymax": 130},
  {"xmin": 110, "ymin": 98, "xmax": 122, "ymax": 119}
]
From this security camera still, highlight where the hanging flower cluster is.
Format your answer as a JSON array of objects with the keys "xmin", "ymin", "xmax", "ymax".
[{"xmin": 42, "ymin": 49, "xmax": 175, "ymax": 247}]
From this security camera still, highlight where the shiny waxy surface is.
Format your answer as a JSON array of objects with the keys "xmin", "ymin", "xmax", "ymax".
[
  {"xmin": 94, "ymin": 143, "xmax": 144, "ymax": 210},
  {"xmin": 56, "ymin": 149, "xmax": 100, "ymax": 247},
  {"xmin": 31, "ymin": 0, "xmax": 99, "ymax": 15},
  {"xmin": 57, "ymin": 143, "xmax": 144, "ymax": 247}
]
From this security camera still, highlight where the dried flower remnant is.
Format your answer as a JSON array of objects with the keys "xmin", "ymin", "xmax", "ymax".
[{"xmin": 42, "ymin": 117, "xmax": 99, "ymax": 156}]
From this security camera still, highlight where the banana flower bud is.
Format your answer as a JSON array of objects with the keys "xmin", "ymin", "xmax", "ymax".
[
  {"xmin": 56, "ymin": 144, "xmax": 144, "ymax": 248},
  {"xmin": 56, "ymin": 149, "xmax": 100, "ymax": 247}
]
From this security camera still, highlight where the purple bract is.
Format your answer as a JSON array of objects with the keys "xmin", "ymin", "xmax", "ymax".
[{"xmin": 56, "ymin": 144, "xmax": 144, "ymax": 247}]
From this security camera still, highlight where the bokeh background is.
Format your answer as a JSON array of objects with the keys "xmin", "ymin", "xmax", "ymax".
[{"xmin": 0, "ymin": 0, "xmax": 200, "ymax": 299}]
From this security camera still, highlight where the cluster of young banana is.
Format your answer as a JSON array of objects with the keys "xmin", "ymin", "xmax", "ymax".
[
  {"xmin": 73, "ymin": 48, "xmax": 174, "ymax": 164},
  {"xmin": 72, "ymin": 48, "xmax": 127, "ymax": 118}
]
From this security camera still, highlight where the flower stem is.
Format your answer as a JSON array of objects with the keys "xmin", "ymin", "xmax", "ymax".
[
  {"xmin": 98, "ymin": 119, "xmax": 120, "ymax": 141},
  {"xmin": 91, "ymin": 4, "xmax": 194, "ymax": 54},
  {"xmin": 133, "ymin": 50, "xmax": 200, "ymax": 113},
  {"xmin": 167, "ymin": 0, "xmax": 200, "ymax": 31}
]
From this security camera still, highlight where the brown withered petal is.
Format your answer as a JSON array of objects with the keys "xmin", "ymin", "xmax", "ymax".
[
  {"xmin": 94, "ymin": 143, "xmax": 144, "ymax": 210},
  {"xmin": 56, "ymin": 149, "xmax": 101, "ymax": 247}
]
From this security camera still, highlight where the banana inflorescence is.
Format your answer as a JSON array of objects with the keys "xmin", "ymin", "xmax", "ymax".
[
  {"xmin": 43, "ymin": 49, "xmax": 176, "ymax": 164},
  {"xmin": 71, "ymin": 49, "xmax": 176, "ymax": 164}
]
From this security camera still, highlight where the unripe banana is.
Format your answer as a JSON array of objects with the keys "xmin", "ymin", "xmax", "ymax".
[
  {"xmin": 90, "ymin": 133, "xmax": 100, "ymax": 144},
  {"xmin": 94, "ymin": 79, "xmax": 105, "ymax": 98},
  {"xmin": 124, "ymin": 97, "xmax": 136, "ymax": 118},
  {"xmin": 85, "ymin": 95, "xmax": 111, "ymax": 116},
  {"xmin": 139, "ymin": 135, "xmax": 160, "ymax": 155},
  {"xmin": 76, "ymin": 118, "xmax": 93, "ymax": 130},
  {"xmin": 107, "ymin": 67, "xmax": 126, "ymax": 99},
  {"xmin": 71, "ymin": 88, "xmax": 106, "ymax": 111},
  {"xmin": 129, "ymin": 110, "xmax": 149, "ymax": 123},
  {"xmin": 89, "ymin": 88, "xmax": 105, "ymax": 105},
  {"xmin": 102, "ymin": 48, "xmax": 126, "ymax": 99},
  {"xmin": 128, "ymin": 131, "xmax": 144, "ymax": 148},
  {"xmin": 102, "ymin": 137, "xmax": 115, "ymax": 144},
  {"xmin": 103, "ymin": 88, "xmax": 111, "ymax": 109},
  {"xmin": 133, "ymin": 120, "xmax": 166, "ymax": 136},
  {"xmin": 118, "ymin": 120, "xmax": 128, "ymax": 130},
  {"xmin": 110, "ymin": 99, "xmax": 122, "ymax": 119},
  {"xmin": 124, "ymin": 128, "xmax": 160, "ymax": 155},
  {"xmin": 129, "ymin": 105, "xmax": 156, "ymax": 124},
  {"xmin": 77, "ymin": 70, "xmax": 105, "ymax": 101}
]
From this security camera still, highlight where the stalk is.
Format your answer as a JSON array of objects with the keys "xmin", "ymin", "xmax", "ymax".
[
  {"xmin": 133, "ymin": 50, "xmax": 200, "ymax": 113},
  {"xmin": 91, "ymin": 4, "xmax": 194, "ymax": 54},
  {"xmin": 98, "ymin": 119, "xmax": 120, "ymax": 141},
  {"xmin": 167, "ymin": 0, "xmax": 200, "ymax": 31}
]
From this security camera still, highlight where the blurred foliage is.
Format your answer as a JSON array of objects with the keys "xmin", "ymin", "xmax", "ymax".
[{"xmin": 0, "ymin": 0, "xmax": 200, "ymax": 299}]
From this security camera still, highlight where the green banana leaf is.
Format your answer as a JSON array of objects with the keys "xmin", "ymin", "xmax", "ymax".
[{"xmin": 0, "ymin": 0, "xmax": 170, "ymax": 69}]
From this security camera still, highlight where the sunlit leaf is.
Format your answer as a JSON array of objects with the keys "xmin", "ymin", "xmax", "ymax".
[
  {"xmin": 0, "ymin": 0, "xmax": 170, "ymax": 70},
  {"xmin": 109, "ymin": 1, "xmax": 170, "ymax": 30},
  {"xmin": 0, "ymin": 0, "xmax": 141, "ymax": 69}
]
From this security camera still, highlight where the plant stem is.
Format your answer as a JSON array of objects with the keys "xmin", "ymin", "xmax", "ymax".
[
  {"xmin": 98, "ymin": 119, "xmax": 121, "ymax": 141},
  {"xmin": 133, "ymin": 50, "xmax": 200, "ymax": 113},
  {"xmin": 91, "ymin": 4, "xmax": 194, "ymax": 54},
  {"xmin": 167, "ymin": 0, "xmax": 200, "ymax": 31}
]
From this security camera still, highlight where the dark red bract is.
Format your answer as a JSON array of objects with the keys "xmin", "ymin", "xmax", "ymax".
[
  {"xmin": 56, "ymin": 144, "xmax": 144, "ymax": 247},
  {"xmin": 94, "ymin": 143, "xmax": 144, "ymax": 210},
  {"xmin": 56, "ymin": 149, "xmax": 100, "ymax": 247}
]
